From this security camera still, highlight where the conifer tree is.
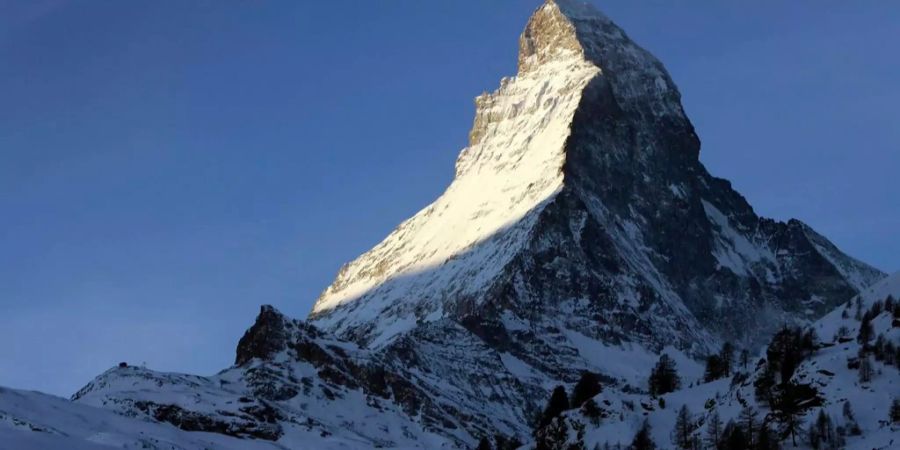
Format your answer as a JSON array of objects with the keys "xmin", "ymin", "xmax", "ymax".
[
  {"xmin": 495, "ymin": 435, "xmax": 522, "ymax": 450},
  {"xmin": 755, "ymin": 420, "xmax": 778, "ymax": 450},
  {"xmin": 720, "ymin": 342, "xmax": 735, "ymax": 376},
  {"xmin": 705, "ymin": 409, "xmax": 723, "ymax": 449},
  {"xmin": 807, "ymin": 409, "xmax": 837, "ymax": 450},
  {"xmin": 739, "ymin": 349, "xmax": 750, "ymax": 371},
  {"xmin": 535, "ymin": 417, "xmax": 569, "ymax": 450},
  {"xmin": 720, "ymin": 420, "xmax": 748, "ymax": 450},
  {"xmin": 704, "ymin": 354, "xmax": 726, "ymax": 382},
  {"xmin": 540, "ymin": 386, "xmax": 570, "ymax": 427},
  {"xmin": 649, "ymin": 354, "xmax": 680, "ymax": 396},
  {"xmin": 571, "ymin": 371, "xmax": 603, "ymax": 408},
  {"xmin": 672, "ymin": 405, "xmax": 694, "ymax": 449},
  {"xmin": 630, "ymin": 419, "xmax": 656, "ymax": 450},
  {"xmin": 858, "ymin": 355, "xmax": 874, "ymax": 383},
  {"xmin": 842, "ymin": 401, "xmax": 861, "ymax": 436},
  {"xmin": 858, "ymin": 312, "xmax": 874, "ymax": 344},
  {"xmin": 739, "ymin": 406, "xmax": 758, "ymax": 448}
]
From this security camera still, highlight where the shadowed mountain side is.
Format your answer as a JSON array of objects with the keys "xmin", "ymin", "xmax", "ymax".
[
  {"xmin": 58, "ymin": 2, "xmax": 887, "ymax": 448},
  {"xmin": 308, "ymin": 0, "xmax": 883, "ymax": 354}
]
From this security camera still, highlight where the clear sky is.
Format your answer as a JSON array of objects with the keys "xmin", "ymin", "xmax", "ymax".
[{"xmin": 1, "ymin": 0, "xmax": 897, "ymax": 396}]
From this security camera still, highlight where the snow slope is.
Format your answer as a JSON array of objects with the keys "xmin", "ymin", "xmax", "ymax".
[
  {"xmin": 309, "ymin": 0, "xmax": 882, "ymax": 355},
  {"xmin": 0, "ymin": 386, "xmax": 282, "ymax": 450},
  {"xmin": 556, "ymin": 273, "xmax": 900, "ymax": 449},
  {"xmin": 3, "ymin": 1, "xmax": 890, "ymax": 449}
]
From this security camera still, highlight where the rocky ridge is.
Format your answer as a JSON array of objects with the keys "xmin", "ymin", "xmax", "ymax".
[{"xmin": 1, "ymin": 1, "xmax": 888, "ymax": 449}]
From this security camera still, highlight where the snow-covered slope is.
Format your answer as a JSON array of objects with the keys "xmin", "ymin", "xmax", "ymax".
[
  {"xmin": 0, "ymin": 386, "xmax": 282, "ymax": 450},
  {"xmin": 552, "ymin": 272, "xmax": 900, "ymax": 449},
  {"xmin": 309, "ymin": 0, "xmax": 882, "ymax": 357},
  {"xmin": 69, "ymin": 307, "xmax": 464, "ymax": 449},
  {"xmin": 5, "ymin": 1, "xmax": 890, "ymax": 449}
]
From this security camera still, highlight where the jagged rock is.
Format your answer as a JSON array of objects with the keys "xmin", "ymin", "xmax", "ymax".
[
  {"xmin": 309, "ymin": 0, "xmax": 882, "ymax": 360},
  {"xmin": 50, "ymin": 2, "xmax": 888, "ymax": 449}
]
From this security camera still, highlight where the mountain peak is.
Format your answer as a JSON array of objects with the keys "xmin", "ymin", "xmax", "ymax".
[
  {"xmin": 308, "ymin": 0, "xmax": 882, "ymax": 355},
  {"xmin": 518, "ymin": 0, "xmax": 609, "ymax": 72}
]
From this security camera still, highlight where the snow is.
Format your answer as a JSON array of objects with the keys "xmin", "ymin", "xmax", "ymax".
[
  {"xmin": 561, "ymin": 329, "xmax": 703, "ymax": 388},
  {"xmin": 551, "ymin": 0, "xmax": 611, "ymax": 21},
  {"xmin": 563, "ymin": 272, "xmax": 900, "ymax": 449},
  {"xmin": 0, "ymin": 386, "xmax": 282, "ymax": 450},
  {"xmin": 805, "ymin": 227, "xmax": 886, "ymax": 293},
  {"xmin": 668, "ymin": 183, "xmax": 687, "ymax": 199},
  {"xmin": 4, "ymin": 1, "xmax": 891, "ymax": 449},
  {"xmin": 70, "ymin": 360, "xmax": 463, "ymax": 449},
  {"xmin": 702, "ymin": 199, "xmax": 775, "ymax": 276},
  {"xmin": 311, "ymin": 37, "xmax": 602, "ymax": 346}
]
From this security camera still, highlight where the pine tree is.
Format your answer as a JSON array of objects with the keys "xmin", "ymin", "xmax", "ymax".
[
  {"xmin": 540, "ymin": 386, "xmax": 570, "ymax": 427},
  {"xmin": 842, "ymin": 400, "xmax": 855, "ymax": 423},
  {"xmin": 755, "ymin": 420, "xmax": 778, "ymax": 450},
  {"xmin": 858, "ymin": 312, "xmax": 874, "ymax": 344},
  {"xmin": 571, "ymin": 371, "xmax": 603, "ymax": 407},
  {"xmin": 476, "ymin": 437, "xmax": 493, "ymax": 450},
  {"xmin": 739, "ymin": 406, "xmax": 758, "ymax": 448},
  {"xmin": 739, "ymin": 349, "xmax": 750, "ymax": 371},
  {"xmin": 535, "ymin": 417, "xmax": 569, "ymax": 450},
  {"xmin": 649, "ymin": 354, "xmax": 680, "ymax": 395},
  {"xmin": 858, "ymin": 355, "xmax": 874, "ymax": 383},
  {"xmin": 672, "ymin": 405, "xmax": 694, "ymax": 449},
  {"xmin": 704, "ymin": 354, "xmax": 726, "ymax": 382},
  {"xmin": 495, "ymin": 435, "xmax": 523, "ymax": 450},
  {"xmin": 807, "ymin": 410, "xmax": 836, "ymax": 450},
  {"xmin": 720, "ymin": 342, "xmax": 735, "ymax": 376},
  {"xmin": 871, "ymin": 300, "xmax": 883, "ymax": 317},
  {"xmin": 721, "ymin": 420, "xmax": 748, "ymax": 450},
  {"xmin": 767, "ymin": 326, "xmax": 806, "ymax": 384},
  {"xmin": 873, "ymin": 335, "xmax": 886, "ymax": 361},
  {"xmin": 705, "ymin": 342, "xmax": 736, "ymax": 382},
  {"xmin": 801, "ymin": 329, "xmax": 818, "ymax": 354},
  {"xmin": 883, "ymin": 341, "xmax": 897, "ymax": 366},
  {"xmin": 705, "ymin": 409, "xmax": 723, "ymax": 449},
  {"xmin": 581, "ymin": 398, "xmax": 603, "ymax": 424},
  {"xmin": 890, "ymin": 398, "xmax": 900, "ymax": 424},
  {"xmin": 841, "ymin": 401, "xmax": 861, "ymax": 436},
  {"xmin": 770, "ymin": 384, "xmax": 811, "ymax": 447},
  {"xmin": 630, "ymin": 419, "xmax": 656, "ymax": 450}
]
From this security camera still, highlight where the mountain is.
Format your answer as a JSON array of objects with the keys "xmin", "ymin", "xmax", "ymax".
[
  {"xmin": 552, "ymin": 272, "xmax": 900, "ymax": 450},
  {"xmin": 1, "ymin": 1, "xmax": 889, "ymax": 449},
  {"xmin": 308, "ymin": 0, "xmax": 881, "ymax": 358},
  {"xmin": 0, "ymin": 386, "xmax": 284, "ymax": 450}
]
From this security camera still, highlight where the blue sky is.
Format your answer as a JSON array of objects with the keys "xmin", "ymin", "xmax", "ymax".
[{"xmin": 1, "ymin": 0, "xmax": 897, "ymax": 396}]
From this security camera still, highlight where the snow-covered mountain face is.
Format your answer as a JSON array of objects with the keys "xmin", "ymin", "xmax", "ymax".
[
  {"xmin": 553, "ymin": 272, "xmax": 900, "ymax": 450},
  {"xmin": 309, "ymin": 0, "xmax": 882, "ymax": 355},
  {"xmin": 2, "ymin": 2, "xmax": 889, "ymax": 449}
]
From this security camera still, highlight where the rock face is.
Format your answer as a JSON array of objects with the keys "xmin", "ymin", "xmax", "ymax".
[
  {"xmin": 309, "ymin": 0, "xmax": 881, "ymax": 354},
  {"xmin": 55, "ymin": 1, "xmax": 885, "ymax": 449}
]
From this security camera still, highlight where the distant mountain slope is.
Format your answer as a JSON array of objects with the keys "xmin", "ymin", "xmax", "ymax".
[
  {"xmin": 547, "ymin": 272, "xmax": 900, "ymax": 449},
  {"xmin": 0, "ymin": 385, "xmax": 283, "ymax": 450},
  {"xmin": 2, "ymin": 1, "xmax": 889, "ymax": 449}
]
